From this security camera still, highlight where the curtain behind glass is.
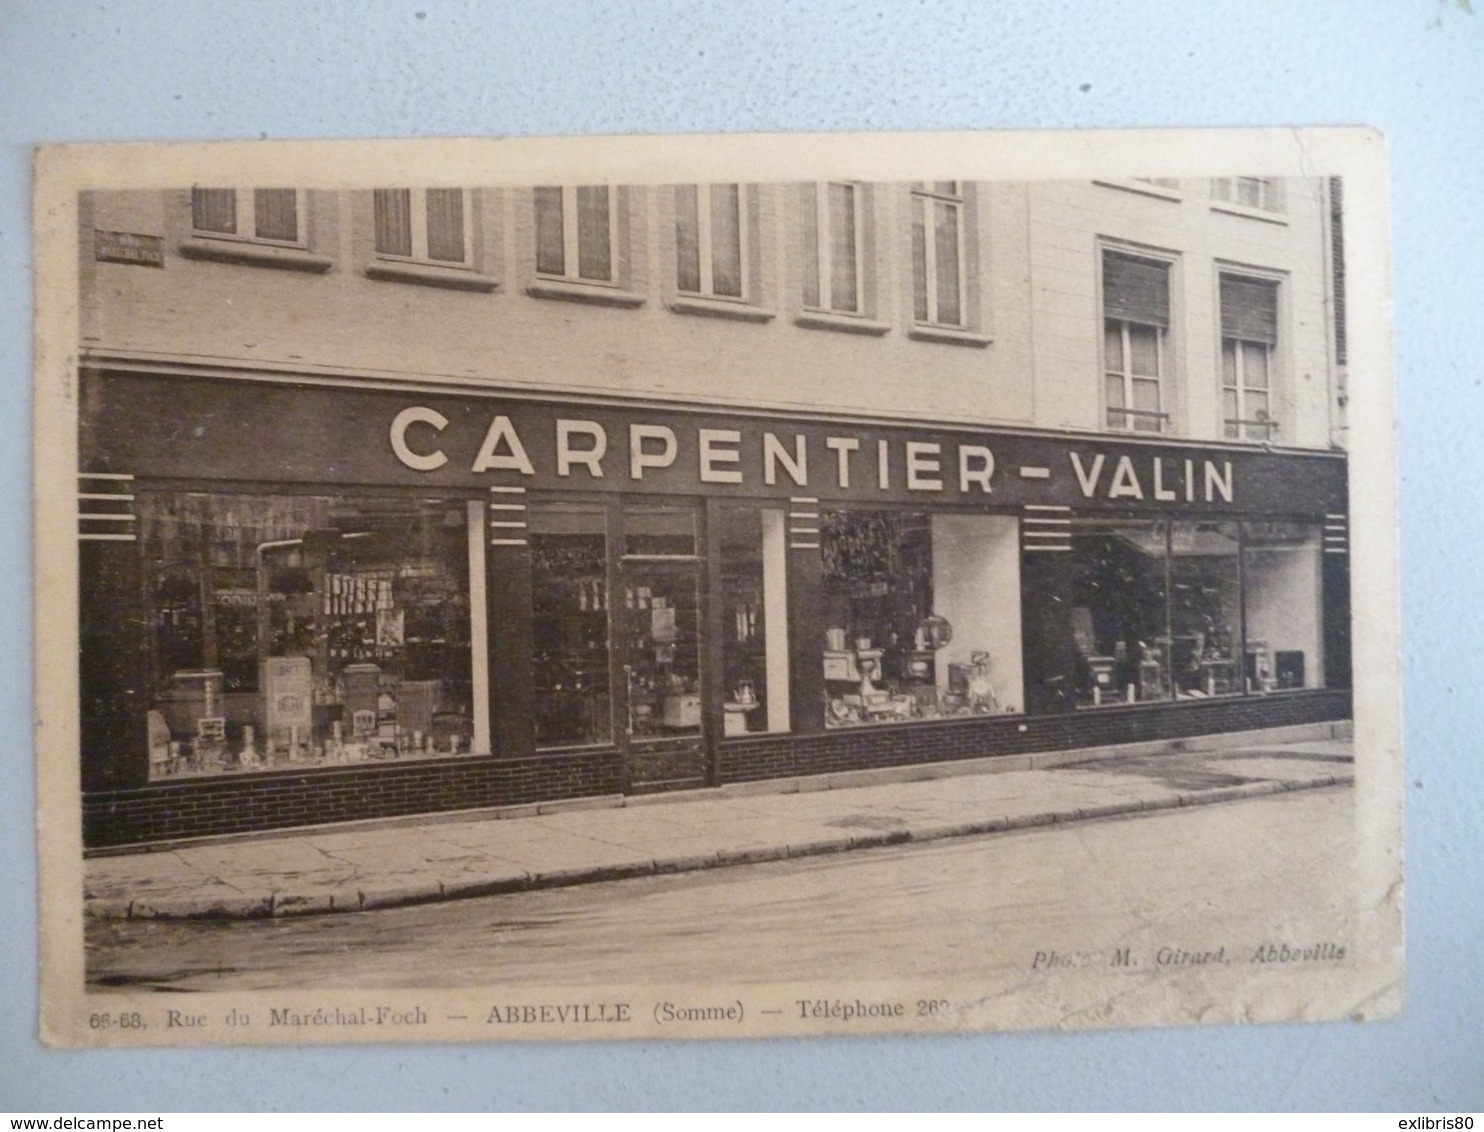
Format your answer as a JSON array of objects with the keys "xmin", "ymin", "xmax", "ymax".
[
  {"xmin": 373, "ymin": 189, "xmax": 412, "ymax": 257},
  {"xmin": 675, "ymin": 185, "xmax": 702, "ymax": 292},
  {"xmin": 933, "ymin": 199, "xmax": 961, "ymax": 325},
  {"xmin": 709, "ymin": 183, "xmax": 743, "ymax": 297},
  {"xmin": 191, "ymin": 188, "xmax": 236, "ymax": 234},
  {"xmin": 575, "ymin": 185, "xmax": 612, "ymax": 281},
  {"xmin": 253, "ymin": 190, "xmax": 298, "ymax": 242},
  {"xmin": 534, "ymin": 186, "xmax": 564, "ymax": 275},
  {"xmin": 827, "ymin": 182, "xmax": 858, "ymax": 312},
  {"xmin": 801, "ymin": 183, "xmax": 820, "ymax": 308},
  {"xmin": 911, "ymin": 196, "xmax": 928, "ymax": 321},
  {"xmin": 424, "ymin": 188, "xmax": 466, "ymax": 263}
]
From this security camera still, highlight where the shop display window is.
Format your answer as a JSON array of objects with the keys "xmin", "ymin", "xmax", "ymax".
[
  {"xmin": 531, "ymin": 504, "xmax": 613, "ymax": 748},
  {"xmin": 1168, "ymin": 521, "xmax": 1243, "ymax": 698},
  {"xmin": 1241, "ymin": 521, "xmax": 1326, "ymax": 691},
  {"xmin": 718, "ymin": 507, "xmax": 790, "ymax": 735},
  {"xmin": 139, "ymin": 492, "xmax": 476, "ymax": 779},
  {"xmin": 1066, "ymin": 516, "xmax": 1327, "ymax": 709},
  {"xmin": 1067, "ymin": 519, "xmax": 1173, "ymax": 707},
  {"xmin": 819, "ymin": 509, "xmax": 1021, "ymax": 727}
]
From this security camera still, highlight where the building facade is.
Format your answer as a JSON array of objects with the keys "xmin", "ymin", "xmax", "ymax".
[{"xmin": 76, "ymin": 175, "xmax": 1351, "ymax": 848}]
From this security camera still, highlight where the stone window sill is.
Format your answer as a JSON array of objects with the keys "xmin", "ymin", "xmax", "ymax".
[
  {"xmin": 794, "ymin": 310, "xmax": 892, "ymax": 337},
  {"xmin": 527, "ymin": 278, "xmax": 646, "ymax": 308},
  {"xmin": 1092, "ymin": 179, "xmax": 1183, "ymax": 203},
  {"xmin": 1209, "ymin": 201, "xmax": 1289, "ymax": 225},
  {"xmin": 669, "ymin": 295, "xmax": 777, "ymax": 323},
  {"xmin": 366, "ymin": 260, "xmax": 499, "ymax": 292},
  {"xmin": 908, "ymin": 325, "xmax": 993, "ymax": 348},
  {"xmin": 178, "ymin": 238, "xmax": 333, "ymax": 273}
]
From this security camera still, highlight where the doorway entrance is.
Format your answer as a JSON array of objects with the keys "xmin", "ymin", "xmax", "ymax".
[{"xmin": 617, "ymin": 503, "xmax": 709, "ymax": 792}]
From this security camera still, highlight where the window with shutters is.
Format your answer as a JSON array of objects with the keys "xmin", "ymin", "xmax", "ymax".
[
  {"xmin": 1101, "ymin": 250, "xmax": 1173, "ymax": 434},
  {"xmin": 373, "ymin": 188, "xmax": 472, "ymax": 267},
  {"xmin": 191, "ymin": 188, "xmax": 306, "ymax": 247},
  {"xmin": 1220, "ymin": 274, "xmax": 1281, "ymax": 441}
]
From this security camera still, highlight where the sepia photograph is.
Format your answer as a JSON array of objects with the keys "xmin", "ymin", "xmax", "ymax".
[{"xmin": 34, "ymin": 130, "xmax": 1401, "ymax": 1049}]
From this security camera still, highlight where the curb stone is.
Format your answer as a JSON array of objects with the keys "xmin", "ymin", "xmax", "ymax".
[{"xmin": 85, "ymin": 772, "xmax": 1352, "ymax": 922}]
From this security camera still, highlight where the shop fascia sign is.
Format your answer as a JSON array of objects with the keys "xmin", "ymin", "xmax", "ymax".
[{"xmin": 388, "ymin": 405, "xmax": 1237, "ymax": 506}]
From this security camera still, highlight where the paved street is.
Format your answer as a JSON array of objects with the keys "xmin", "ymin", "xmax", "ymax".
[{"xmin": 87, "ymin": 785, "xmax": 1355, "ymax": 992}]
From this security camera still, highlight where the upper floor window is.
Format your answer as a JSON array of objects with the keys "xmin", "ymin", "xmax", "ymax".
[
  {"xmin": 1220, "ymin": 274, "xmax": 1279, "ymax": 441},
  {"xmin": 1212, "ymin": 177, "xmax": 1284, "ymax": 214},
  {"xmin": 801, "ymin": 181, "xmax": 862, "ymax": 314},
  {"xmin": 911, "ymin": 182, "xmax": 964, "ymax": 328},
  {"xmin": 535, "ymin": 185, "xmax": 615, "ymax": 284},
  {"xmin": 1102, "ymin": 250, "xmax": 1171, "ymax": 434},
  {"xmin": 374, "ymin": 188, "xmax": 471, "ymax": 267},
  {"xmin": 676, "ymin": 184, "xmax": 745, "ymax": 300},
  {"xmin": 191, "ymin": 188, "xmax": 304, "ymax": 246}
]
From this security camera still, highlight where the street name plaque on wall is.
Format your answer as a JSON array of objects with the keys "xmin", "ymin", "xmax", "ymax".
[
  {"xmin": 93, "ymin": 229, "xmax": 164, "ymax": 268},
  {"xmin": 33, "ymin": 130, "xmax": 1401, "ymax": 1049}
]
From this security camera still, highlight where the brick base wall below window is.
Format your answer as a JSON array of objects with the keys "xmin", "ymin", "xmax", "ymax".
[
  {"xmin": 82, "ymin": 691, "xmax": 1350, "ymax": 849},
  {"xmin": 83, "ymin": 750, "xmax": 623, "ymax": 850},
  {"xmin": 719, "ymin": 690, "xmax": 1352, "ymax": 782}
]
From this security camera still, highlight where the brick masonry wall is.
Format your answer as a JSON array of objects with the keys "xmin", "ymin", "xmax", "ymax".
[
  {"xmin": 83, "ymin": 690, "xmax": 1349, "ymax": 848},
  {"xmin": 83, "ymin": 750, "xmax": 623, "ymax": 849},
  {"xmin": 718, "ymin": 690, "xmax": 1353, "ymax": 782}
]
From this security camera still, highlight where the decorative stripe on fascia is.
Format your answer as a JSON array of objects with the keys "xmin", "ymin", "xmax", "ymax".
[
  {"xmin": 790, "ymin": 542, "xmax": 820, "ymax": 550},
  {"xmin": 488, "ymin": 485, "xmax": 527, "ymax": 494},
  {"xmin": 1022, "ymin": 516, "xmax": 1072, "ymax": 526},
  {"xmin": 1023, "ymin": 528, "xmax": 1073, "ymax": 538},
  {"xmin": 78, "ymin": 472, "xmax": 134, "ymax": 481},
  {"xmin": 78, "ymin": 492, "xmax": 136, "ymax": 502},
  {"xmin": 1323, "ymin": 548, "xmax": 1348, "ymax": 555},
  {"xmin": 1023, "ymin": 544, "xmax": 1071, "ymax": 553},
  {"xmin": 1325, "ymin": 513, "xmax": 1347, "ymax": 520},
  {"xmin": 490, "ymin": 538, "xmax": 529, "ymax": 547},
  {"xmin": 789, "ymin": 511, "xmax": 820, "ymax": 520},
  {"xmin": 78, "ymin": 513, "xmax": 137, "ymax": 522},
  {"xmin": 789, "ymin": 527, "xmax": 819, "ymax": 536},
  {"xmin": 488, "ymin": 520, "xmax": 528, "ymax": 529},
  {"xmin": 79, "ymin": 533, "xmax": 137, "ymax": 542},
  {"xmin": 1023, "ymin": 504, "xmax": 1072, "ymax": 512},
  {"xmin": 488, "ymin": 502, "xmax": 527, "ymax": 511},
  {"xmin": 790, "ymin": 496, "xmax": 819, "ymax": 504}
]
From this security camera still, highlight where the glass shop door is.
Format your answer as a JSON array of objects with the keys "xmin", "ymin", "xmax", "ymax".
[{"xmin": 618, "ymin": 502, "xmax": 709, "ymax": 792}]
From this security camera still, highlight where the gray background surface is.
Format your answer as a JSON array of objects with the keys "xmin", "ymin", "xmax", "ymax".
[{"xmin": 3, "ymin": 0, "xmax": 1480, "ymax": 1111}]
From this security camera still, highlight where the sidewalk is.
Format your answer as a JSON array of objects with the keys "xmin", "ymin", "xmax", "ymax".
[{"xmin": 84, "ymin": 723, "xmax": 1354, "ymax": 921}]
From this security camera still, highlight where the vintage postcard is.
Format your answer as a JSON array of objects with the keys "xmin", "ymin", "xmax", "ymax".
[{"xmin": 34, "ymin": 129, "xmax": 1401, "ymax": 1048}]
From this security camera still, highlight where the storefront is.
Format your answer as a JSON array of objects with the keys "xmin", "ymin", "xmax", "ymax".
[{"xmin": 78, "ymin": 368, "xmax": 1352, "ymax": 848}]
